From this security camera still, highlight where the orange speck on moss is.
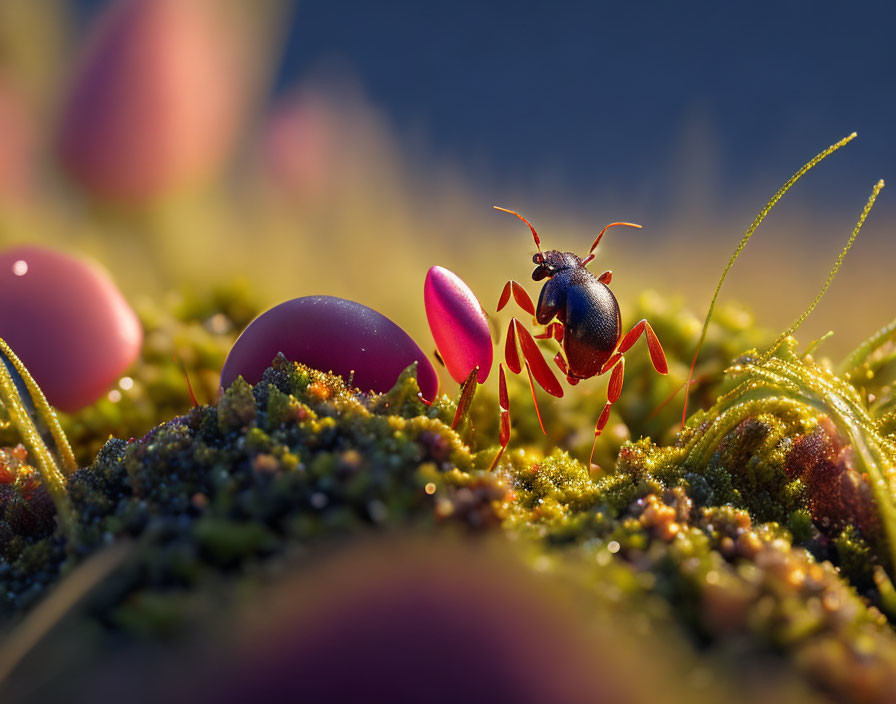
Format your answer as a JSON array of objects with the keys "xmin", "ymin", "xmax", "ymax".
[{"xmin": 306, "ymin": 381, "xmax": 331, "ymax": 400}]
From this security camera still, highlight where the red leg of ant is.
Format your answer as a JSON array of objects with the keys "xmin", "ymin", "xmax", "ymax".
[
  {"xmin": 534, "ymin": 322, "xmax": 563, "ymax": 341},
  {"xmin": 597, "ymin": 270, "xmax": 612, "ymax": 285},
  {"xmin": 588, "ymin": 358, "xmax": 625, "ymax": 466},
  {"xmin": 498, "ymin": 316, "xmax": 564, "ymax": 453},
  {"xmin": 505, "ymin": 319, "xmax": 554, "ymax": 391},
  {"xmin": 490, "ymin": 364, "xmax": 511, "ymax": 470},
  {"xmin": 498, "ymin": 319, "xmax": 563, "ymax": 444},
  {"xmin": 513, "ymin": 321, "xmax": 563, "ymax": 397},
  {"xmin": 505, "ymin": 319, "xmax": 522, "ymax": 373},
  {"xmin": 600, "ymin": 319, "xmax": 668, "ymax": 375},
  {"xmin": 552, "ymin": 352, "xmax": 581, "ymax": 386},
  {"xmin": 524, "ymin": 363, "xmax": 548, "ymax": 435},
  {"xmin": 589, "ymin": 403, "xmax": 613, "ymax": 467},
  {"xmin": 497, "ymin": 280, "xmax": 535, "ymax": 316},
  {"xmin": 607, "ymin": 357, "xmax": 625, "ymax": 404},
  {"xmin": 553, "ymin": 351, "xmax": 568, "ymax": 375}
]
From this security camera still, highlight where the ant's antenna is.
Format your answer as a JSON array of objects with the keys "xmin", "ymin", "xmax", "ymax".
[
  {"xmin": 494, "ymin": 206, "xmax": 543, "ymax": 255},
  {"xmin": 581, "ymin": 222, "xmax": 642, "ymax": 266}
]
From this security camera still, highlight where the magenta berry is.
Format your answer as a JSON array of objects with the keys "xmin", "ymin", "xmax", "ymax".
[
  {"xmin": 221, "ymin": 296, "xmax": 438, "ymax": 402},
  {"xmin": 0, "ymin": 245, "xmax": 142, "ymax": 412},
  {"xmin": 424, "ymin": 266, "xmax": 492, "ymax": 384}
]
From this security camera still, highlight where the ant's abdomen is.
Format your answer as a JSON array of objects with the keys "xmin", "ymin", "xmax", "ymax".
[{"xmin": 563, "ymin": 279, "xmax": 621, "ymax": 379}]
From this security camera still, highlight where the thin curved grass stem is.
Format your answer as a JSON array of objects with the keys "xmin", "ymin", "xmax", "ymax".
[
  {"xmin": 759, "ymin": 179, "xmax": 885, "ymax": 363},
  {"xmin": 0, "ymin": 354, "xmax": 76, "ymax": 538},
  {"xmin": 684, "ymin": 396, "xmax": 806, "ymax": 467},
  {"xmin": 0, "ymin": 339, "xmax": 78, "ymax": 474},
  {"xmin": 682, "ymin": 133, "xmax": 857, "ymax": 426},
  {"xmin": 839, "ymin": 316, "xmax": 896, "ymax": 378}
]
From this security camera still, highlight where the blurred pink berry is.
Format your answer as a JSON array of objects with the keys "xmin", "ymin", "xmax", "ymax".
[
  {"xmin": 424, "ymin": 266, "xmax": 492, "ymax": 384},
  {"xmin": 0, "ymin": 75, "xmax": 34, "ymax": 203},
  {"xmin": 0, "ymin": 245, "xmax": 142, "ymax": 412},
  {"xmin": 261, "ymin": 94, "xmax": 336, "ymax": 201},
  {"xmin": 57, "ymin": 0, "xmax": 244, "ymax": 203}
]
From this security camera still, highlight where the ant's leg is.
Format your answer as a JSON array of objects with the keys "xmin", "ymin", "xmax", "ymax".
[
  {"xmin": 600, "ymin": 319, "xmax": 668, "ymax": 376},
  {"xmin": 507, "ymin": 320, "xmax": 564, "ymax": 397},
  {"xmin": 494, "ymin": 280, "xmax": 560, "ymax": 460},
  {"xmin": 504, "ymin": 318, "xmax": 522, "ymax": 372},
  {"xmin": 597, "ymin": 270, "xmax": 612, "ymax": 285},
  {"xmin": 553, "ymin": 351, "xmax": 568, "ymax": 376},
  {"xmin": 552, "ymin": 351, "xmax": 580, "ymax": 385},
  {"xmin": 589, "ymin": 403, "xmax": 612, "ymax": 468},
  {"xmin": 534, "ymin": 322, "xmax": 564, "ymax": 341},
  {"xmin": 497, "ymin": 281, "xmax": 535, "ymax": 316},
  {"xmin": 489, "ymin": 364, "xmax": 511, "ymax": 470},
  {"xmin": 588, "ymin": 357, "xmax": 625, "ymax": 466},
  {"xmin": 607, "ymin": 356, "xmax": 625, "ymax": 404},
  {"xmin": 501, "ymin": 319, "xmax": 564, "ymax": 441}
]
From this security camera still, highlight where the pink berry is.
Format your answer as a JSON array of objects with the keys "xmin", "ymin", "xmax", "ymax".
[
  {"xmin": 57, "ymin": 0, "xmax": 244, "ymax": 203},
  {"xmin": 424, "ymin": 266, "xmax": 492, "ymax": 384},
  {"xmin": 0, "ymin": 75, "xmax": 34, "ymax": 204},
  {"xmin": 221, "ymin": 296, "xmax": 438, "ymax": 402},
  {"xmin": 0, "ymin": 246, "xmax": 142, "ymax": 412},
  {"xmin": 261, "ymin": 93, "xmax": 336, "ymax": 202}
]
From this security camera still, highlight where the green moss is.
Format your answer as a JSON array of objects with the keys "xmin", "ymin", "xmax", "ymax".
[
  {"xmin": 0, "ymin": 356, "xmax": 506, "ymax": 622},
  {"xmin": 193, "ymin": 517, "xmax": 278, "ymax": 567},
  {"xmin": 217, "ymin": 377, "xmax": 258, "ymax": 433},
  {"xmin": 4, "ymin": 281, "xmax": 896, "ymax": 703},
  {"xmin": 110, "ymin": 591, "xmax": 200, "ymax": 640}
]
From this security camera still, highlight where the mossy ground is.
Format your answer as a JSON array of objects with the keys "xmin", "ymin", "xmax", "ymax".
[{"xmin": 2, "ymin": 288, "xmax": 896, "ymax": 703}]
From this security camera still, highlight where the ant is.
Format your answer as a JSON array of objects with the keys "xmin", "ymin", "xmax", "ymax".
[{"xmin": 491, "ymin": 207, "xmax": 668, "ymax": 468}]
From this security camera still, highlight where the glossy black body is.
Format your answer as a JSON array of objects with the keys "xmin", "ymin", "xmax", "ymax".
[{"xmin": 532, "ymin": 250, "xmax": 621, "ymax": 379}]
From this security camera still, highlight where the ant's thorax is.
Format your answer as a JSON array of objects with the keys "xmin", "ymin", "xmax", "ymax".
[{"xmin": 531, "ymin": 250, "xmax": 582, "ymax": 281}]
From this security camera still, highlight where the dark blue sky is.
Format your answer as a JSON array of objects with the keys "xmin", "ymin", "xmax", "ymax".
[{"xmin": 79, "ymin": 1, "xmax": 896, "ymax": 214}]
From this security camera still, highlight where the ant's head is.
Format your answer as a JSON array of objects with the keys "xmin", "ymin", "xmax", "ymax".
[{"xmin": 532, "ymin": 250, "xmax": 580, "ymax": 281}]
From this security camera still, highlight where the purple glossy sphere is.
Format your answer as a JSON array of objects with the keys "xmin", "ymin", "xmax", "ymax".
[
  {"xmin": 221, "ymin": 296, "xmax": 438, "ymax": 402},
  {"xmin": 0, "ymin": 245, "xmax": 142, "ymax": 412}
]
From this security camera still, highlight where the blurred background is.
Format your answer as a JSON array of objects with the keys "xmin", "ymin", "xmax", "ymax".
[{"xmin": 0, "ymin": 0, "xmax": 894, "ymax": 359}]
